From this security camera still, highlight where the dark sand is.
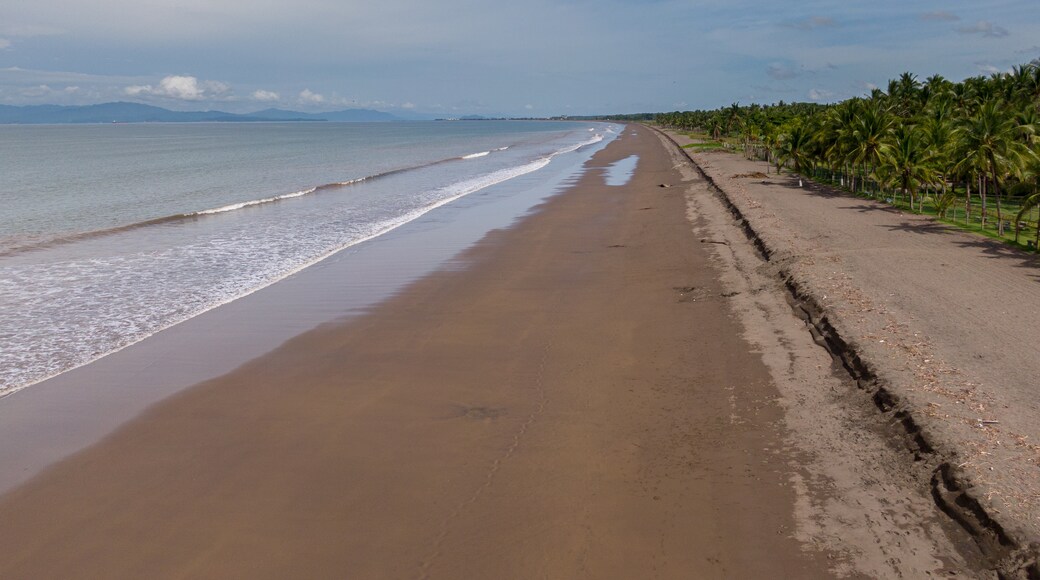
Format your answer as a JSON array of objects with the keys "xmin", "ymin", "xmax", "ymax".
[{"xmin": 0, "ymin": 126, "xmax": 983, "ymax": 578}]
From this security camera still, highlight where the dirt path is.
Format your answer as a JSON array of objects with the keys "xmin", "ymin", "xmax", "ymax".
[
  {"xmin": 664, "ymin": 129, "xmax": 1040, "ymax": 577},
  {"xmin": 0, "ymin": 126, "xmax": 984, "ymax": 578}
]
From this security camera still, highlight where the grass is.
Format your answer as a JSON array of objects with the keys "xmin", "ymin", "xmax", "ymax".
[
  {"xmin": 682, "ymin": 142, "xmax": 728, "ymax": 151},
  {"xmin": 679, "ymin": 131, "xmax": 737, "ymax": 152},
  {"xmin": 804, "ymin": 170, "xmax": 1040, "ymax": 252}
]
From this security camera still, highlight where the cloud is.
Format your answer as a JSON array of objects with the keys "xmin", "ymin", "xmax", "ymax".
[
  {"xmin": 920, "ymin": 11, "xmax": 959, "ymax": 22},
  {"xmin": 524, "ymin": 104, "xmax": 533, "ymax": 110},
  {"xmin": 975, "ymin": 62, "xmax": 1005, "ymax": 75},
  {"xmin": 20, "ymin": 84, "xmax": 55, "ymax": 97},
  {"xmin": 767, "ymin": 63, "xmax": 799, "ymax": 80},
  {"xmin": 784, "ymin": 16, "xmax": 836, "ymax": 31},
  {"xmin": 125, "ymin": 75, "xmax": 231, "ymax": 100},
  {"xmin": 808, "ymin": 88, "xmax": 835, "ymax": 101},
  {"xmin": 0, "ymin": 66, "xmax": 147, "ymax": 104},
  {"xmin": 401, "ymin": 101, "xmax": 416, "ymax": 109},
  {"xmin": 958, "ymin": 21, "xmax": 1010, "ymax": 38},
  {"xmin": 1, "ymin": 0, "xmax": 1036, "ymax": 115},
  {"xmin": 0, "ymin": 38, "xmax": 10, "ymax": 49},
  {"xmin": 298, "ymin": 89, "xmax": 325, "ymax": 104},
  {"xmin": 251, "ymin": 89, "xmax": 280, "ymax": 101}
]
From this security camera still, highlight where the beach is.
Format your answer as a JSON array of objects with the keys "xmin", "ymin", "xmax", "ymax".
[
  {"xmin": 666, "ymin": 129, "xmax": 1040, "ymax": 575},
  {"xmin": 0, "ymin": 125, "xmax": 992, "ymax": 578}
]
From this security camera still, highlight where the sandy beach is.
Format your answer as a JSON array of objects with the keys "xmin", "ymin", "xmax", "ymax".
[
  {"xmin": 664, "ymin": 128, "xmax": 1040, "ymax": 577},
  {"xmin": 0, "ymin": 126, "xmax": 995, "ymax": 578}
]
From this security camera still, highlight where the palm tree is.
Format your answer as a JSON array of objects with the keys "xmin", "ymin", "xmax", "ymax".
[
  {"xmin": 1005, "ymin": 63, "xmax": 1040, "ymax": 107},
  {"xmin": 879, "ymin": 125, "xmax": 937, "ymax": 211},
  {"xmin": 849, "ymin": 99, "xmax": 895, "ymax": 194},
  {"xmin": 655, "ymin": 58, "xmax": 1040, "ymax": 247},
  {"xmin": 955, "ymin": 100, "xmax": 1034, "ymax": 234},
  {"xmin": 1014, "ymin": 107, "xmax": 1039, "ymax": 145},
  {"xmin": 707, "ymin": 116, "xmax": 724, "ymax": 140},
  {"xmin": 762, "ymin": 129, "xmax": 783, "ymax": 172},
  {"xmin": 820, "ymin": 100, "xmax": 859, "ymax": 188},
  {"xmin": 921, "ymin": 74, "xmax": 952, "ymax": 108},
  {"xmin": 890, "ymin": 72, "xmax": 921, "ymax": 117},
  {"xmin": 724, "ymin": 103, "xmax": 742, "ymax": 136},
  {"xmin": 921, "ymin": 100, "xmax": 957, "ymax": 208},
  {"xmin": 778, "ymin": 121, "xmax": 815, "ymax": 175},
  {"xmin": 739, "ymin": 117, "xmax": 762, "ymax": 159}
]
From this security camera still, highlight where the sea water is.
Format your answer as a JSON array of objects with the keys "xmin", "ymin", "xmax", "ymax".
[{"xmin": 0, "ymin": 121, "xmax": 617, "ymax": 398}]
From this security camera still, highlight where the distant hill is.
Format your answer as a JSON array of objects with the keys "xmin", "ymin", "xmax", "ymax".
[{"xmin": 0, "ymin": 102, "xmax": 407, "ymax": 124}]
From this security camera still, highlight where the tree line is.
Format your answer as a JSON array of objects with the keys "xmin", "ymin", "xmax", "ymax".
[{"xmin": 654, "ymin": 62, "xmax": 1040, "ymax": 248}]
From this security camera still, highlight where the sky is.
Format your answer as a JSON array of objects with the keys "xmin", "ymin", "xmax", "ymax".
[{"xmin": 1, "ymin": 0, "xmax": 1039, "ymax": 117}]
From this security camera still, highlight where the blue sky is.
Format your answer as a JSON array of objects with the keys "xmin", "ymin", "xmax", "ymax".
[{"xmin": 1, "ymin": 0, "xmax": 1038, "ymax": 116}]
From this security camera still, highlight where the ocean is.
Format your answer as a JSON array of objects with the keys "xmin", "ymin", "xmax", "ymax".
[{"xmin": 0, "ymin": 120, "xmax": 617, "ymax": 398}]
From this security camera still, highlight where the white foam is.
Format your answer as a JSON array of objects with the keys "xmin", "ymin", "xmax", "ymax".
[
  {"xmin": 0, "ymin": 128, "xmax": 615, "ymax": 399},
  {"xmin": 553, "ymin": 133, "xmax": 603, "ymax": 156},
  {"xmin": 461, "ymin": 151, "xmax": 491, "ymax": 159},
  {"xmin": 193, "ymin": 187, "xmax": 317, "ymax": 216}
]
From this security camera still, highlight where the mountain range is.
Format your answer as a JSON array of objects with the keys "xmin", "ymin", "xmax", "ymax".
[{"xmin": 0, "ymin": 102, "xmax": 419, "ymax": 124}]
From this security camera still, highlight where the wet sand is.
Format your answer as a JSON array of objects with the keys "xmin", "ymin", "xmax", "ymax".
[
  {"xmin": 0, "ymin": 126, "xmax": 981, "ymax": 578},
  {"xmin": 0, "ymin": 141, "xmax": 591, "ymax": 497}
]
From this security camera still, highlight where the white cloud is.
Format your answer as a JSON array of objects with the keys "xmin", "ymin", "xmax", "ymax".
[
  {"xmin": 20, "ymin": 84, "xmax": 53, "ymax": 97},
  {"xmin": 975, "ymin": 62, "xmax": 1005, "ymax": 75},
  {"xmin": 251, "ymin": 89, "xmax": 279, "ymax": 101},
  {"xmin": 0, "ymin": 66, "xmax": 149, "ymax": 104},
  {"xmin": 1, "ymin": 1, "xmax": 1038, "ymax": 115},
  {"xmin": 401, "ymin": 101, "xmax": 416, "ymax": 109},
  {"xmin": 298, "ymin": 88, "xmax": 325, "ymax": 104},
  {"xmin": 958, "ymin": 21, "xmax": 1010, "ymax": 38},
  {"xmin": 0, "ymin": 38, "xmax": 10, "ymax": 49},
  {"xmin": 124, "ymin": 75, "xmax": 231, "ymax": 100},
  {"xmin": 524, "ymin": 104, "xmax": 533, "ymax": 110}
]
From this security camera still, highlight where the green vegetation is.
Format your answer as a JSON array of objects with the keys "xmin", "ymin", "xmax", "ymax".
[
  {"xmin": 655, "ymin": 63, "xmax": 1040, "ymax": 251},
  {"xmin": 682, "ymin": 141, "xmax": 730, "ymax": 152}
]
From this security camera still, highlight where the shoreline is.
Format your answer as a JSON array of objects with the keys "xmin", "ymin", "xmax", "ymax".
[
  {"xmin": 0, "ymin": 125, "xmax": 988, "ymax": 578},
  {"xmin": 0, "ymin": 124, "xmax": 835, "ymax": 578},
  {"xmin": 0, "ymin": 131, "xmax": 610, "ymax": 495},
  {"xmin": 1, "ymin": 121, "xmax": 612, "ymax": 400}
]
